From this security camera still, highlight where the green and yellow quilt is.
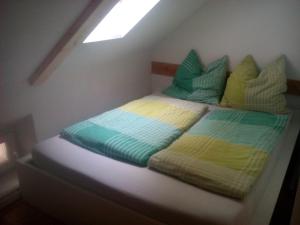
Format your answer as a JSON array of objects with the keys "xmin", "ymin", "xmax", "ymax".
[
  {"xmin": 149, "ymin": 109, "xmax": 289, "ymax": 199},
  {"xmin": 61, "ymin": 95, "xmax": 207, "ymax": 166}
]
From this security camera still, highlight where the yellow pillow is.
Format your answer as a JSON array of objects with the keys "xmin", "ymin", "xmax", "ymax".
[
  {"xmin": 221, "ymin": 55, "xmax": 287, "ymax": 114},
  {"xmin": 221, "ymin": 55, "xmax": 258, "ymax": 107}
]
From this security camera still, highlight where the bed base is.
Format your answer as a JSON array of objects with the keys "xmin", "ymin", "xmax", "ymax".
[
  {"xmin": 16, "ymin": 156, "xmax": 163, "ymax": 225},
  {"xmin": 16, "ymin": 112, "xmax": 300, "ymax": 225}
]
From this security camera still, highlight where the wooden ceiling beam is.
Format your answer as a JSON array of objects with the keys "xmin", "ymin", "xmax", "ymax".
[{"xmin": 28, "ymin": 0, "xmax": 119, "ymax": 86}]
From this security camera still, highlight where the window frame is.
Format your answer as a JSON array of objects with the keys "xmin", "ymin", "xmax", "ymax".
[{"xmin": 0, "ymin": 133, "xmax": 16, "ymax": 175}]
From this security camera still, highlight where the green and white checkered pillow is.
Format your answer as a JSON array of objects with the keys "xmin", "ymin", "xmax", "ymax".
[
  {"xmin": 173, "ymin": 49, "xmax": 203, "ymax": 92},
  {"xmin": 164, "ymin": 53, "xmax": 228, "ymax": 104}
]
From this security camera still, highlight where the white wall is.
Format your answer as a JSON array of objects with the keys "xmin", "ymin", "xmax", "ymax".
[
  {"xmin": 0, "ymin": 0, "xmax": 151, "ymax": 140},
  {"xmin": 152, "ymin": 0, "xmax": 300, "ymax": 108},
  {"xmin": 0, "ymin": 0, "xmax": 207, "ymax": 140},
  {"xmin": 153, "ymin": 0, "xmax": 300, "ymax": 76}
]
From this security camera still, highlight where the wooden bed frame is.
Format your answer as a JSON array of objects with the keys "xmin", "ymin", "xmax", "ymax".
[{"xmin": 17, "ymin": 60, "xmax": 300, "ymax": 225}]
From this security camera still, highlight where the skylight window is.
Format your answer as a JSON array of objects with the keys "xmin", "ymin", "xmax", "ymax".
[{"xmin": 83, "ymin": 0, "xmax": 160, "ymax": 43}]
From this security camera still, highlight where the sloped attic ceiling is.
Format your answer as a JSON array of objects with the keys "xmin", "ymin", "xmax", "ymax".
[
  {"xmin": 81, "ymin": 0, "xmax": 209, "ymax": 50},
  {"xmin": 72, "ymin": 0, "xmax": 209, "ymax": 65},
  {"xmin": 22, "ymin": 0, "xmax": 209, "ymax": 85}
]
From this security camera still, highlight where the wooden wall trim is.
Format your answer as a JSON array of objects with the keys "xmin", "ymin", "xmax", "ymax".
[
  {"xmin": 152, "ymin": 61, "xmax": 300, "ymax": 96},
  {"xmin": 28, "ymin": 0, "xmax": 119, "ymax": 86},
  {"xmin": 287, "ymin": 79, "xmax": 300, "ymax": 96},
  {"xmin": 152, "ymin": 61, "xmax": 179, "ymax": 77}
]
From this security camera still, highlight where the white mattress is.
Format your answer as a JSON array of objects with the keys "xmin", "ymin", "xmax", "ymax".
[
  {"xmin": 31, "ymin": 108, "xmax": 299, "ymax": 225},
  {"xmin": 33, "ymin": 136, "xmax": 243, "ymax": 225}
]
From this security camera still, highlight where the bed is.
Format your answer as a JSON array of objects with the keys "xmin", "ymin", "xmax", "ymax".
[{"xmin": 16, "ymin": 94, "xmax": 300, "ymax": 225}]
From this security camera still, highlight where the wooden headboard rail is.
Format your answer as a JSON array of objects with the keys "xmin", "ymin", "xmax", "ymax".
[{"xmin": 152, "ymin": 61, "xmax": 300, "ymax": 96}]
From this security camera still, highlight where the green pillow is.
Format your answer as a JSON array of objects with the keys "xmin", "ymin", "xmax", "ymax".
[
  {"xmin": 164, "ymin": 54, "xmax": 228, "ymax": 104},
  {"xmin": 221, "ymin": 55, "xmax": 287, "ymax": 114},
  {"xmin": 190, "ymin": 55, "xmax": 228, "ymax": 104},
  {"xmin": 173, "ymin": 49, "xmax": 203, "ymax": 92},
  {"xmin": 163, "ymin": 84, "xmax": 190, "ymax": 100}
]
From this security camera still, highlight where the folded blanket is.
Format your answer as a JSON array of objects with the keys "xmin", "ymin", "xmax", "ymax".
[
  {"xmin": 149, "ymin": 109, "xmax": 289, "ymax": 198},
  {"xmin": 61, "ymin": 95, "xmax": 208, "ymax": 166}
]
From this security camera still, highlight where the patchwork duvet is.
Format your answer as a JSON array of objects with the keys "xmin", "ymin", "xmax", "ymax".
[
  {"xmin": 149, "ymin": 109, "xmax": 289, "ymax": 199},
  {"xmin": 61, "ymin": 95, "xmax": 207, "ymax": 166}
]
